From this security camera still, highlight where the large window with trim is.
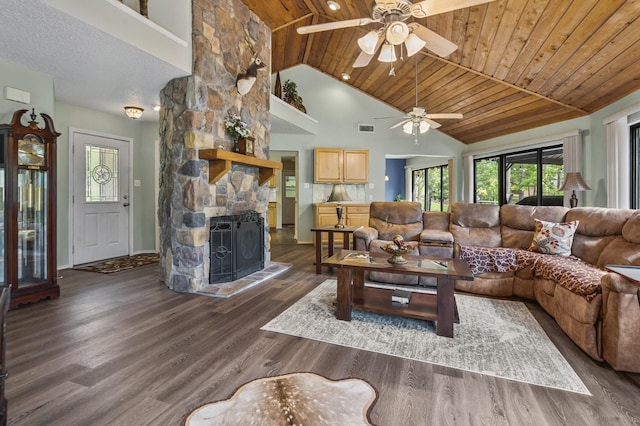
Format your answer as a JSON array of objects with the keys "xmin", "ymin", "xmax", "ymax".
[
  {"xmin": 632, "ymin": 124, "xmax": 640, "ymax": 208},
  {"xmin": 474, "ymin": 146, "xmax": 564, "ymax": 206},
  {"xmin": 412, "ymin": 164, "xmax": 449, "ymax": 211}
]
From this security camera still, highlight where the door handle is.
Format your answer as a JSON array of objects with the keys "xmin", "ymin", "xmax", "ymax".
[{"xmin": 123, "ymin": 202, "xmax": 130, "ymax": 207}]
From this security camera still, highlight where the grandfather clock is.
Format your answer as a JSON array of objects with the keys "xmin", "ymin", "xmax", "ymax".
[{"xmin": 0, "ymin": 109, "xmax": 59, "ymax": 309}]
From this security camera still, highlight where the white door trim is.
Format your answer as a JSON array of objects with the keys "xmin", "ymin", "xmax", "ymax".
[{"xmin": 68, "ymin": 127, "xmax": 134, "ymax": 267}]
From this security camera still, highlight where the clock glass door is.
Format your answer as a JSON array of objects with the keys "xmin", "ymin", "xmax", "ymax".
[{"xmin": 17, "ymin": 168, "xmax": 47, "ymax": 286}]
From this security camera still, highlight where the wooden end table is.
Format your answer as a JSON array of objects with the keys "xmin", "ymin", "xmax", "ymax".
[
  {"xmin": 322, "ymin": 250, "xmax": 474, "ymax": 338},
  {"xmin": 310, "ymin": 225, "xmax": 360, "ymax": 274}
]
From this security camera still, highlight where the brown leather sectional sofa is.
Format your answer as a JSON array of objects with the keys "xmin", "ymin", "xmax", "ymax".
[{"xmin": 355, "ymin": 201, "xmax": 640, "ymax": 372}]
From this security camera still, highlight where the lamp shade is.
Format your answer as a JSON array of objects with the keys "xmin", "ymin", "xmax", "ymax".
[
  {"xmin": 560, "ymin": 172, "xmax": 591, "ymax": 191},
  {"xmin": 418, "ymin": 121, "xmax": 430, "ymax": 133},
  {"xmin": 402, "ymin": 121, "xmax": 415, "ymax": 134},
  {"xmin": 358, "ymin": 31, "xmax": 379, "ymax": 55},
  {"xmin": 404, "ymin": 33, "xmax": 426, "ymax": 57},
  {"xmin": 378, "ymin": 43, "xmax": 397, "ymax": 62},
  {"xmin": 326, "ymin": 183, "xmax": 351, "ymax": 203}
]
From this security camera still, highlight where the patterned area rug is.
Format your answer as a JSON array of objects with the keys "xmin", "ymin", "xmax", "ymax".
[
  {"xmin": 262, "ymin": 280, "xmax": 590, "ymax": 395},
  {"xmin": 184, "ymin": 372, "xmax": 376, "ymax": 425},
  {"xmin": 74, "ymin": 253, "xmax": 159, "ymax": 274}
]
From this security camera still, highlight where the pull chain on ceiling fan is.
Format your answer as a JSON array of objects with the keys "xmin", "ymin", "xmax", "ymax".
[{"xmin": 297, "ymin": 0, "xmax": 495, "ymax": 68}]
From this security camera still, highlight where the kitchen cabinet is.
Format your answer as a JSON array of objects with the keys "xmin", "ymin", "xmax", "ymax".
[
  {"xmin": 268, "ymin": 202, "xmax": 276, "ymax": 229},
  {"xmin": 314, "ymin": 148, "xmax": 368, "ymax": 183},
  {"xmin": 314, "ymin": 203, "xmax": 369, "ymax": 244}
]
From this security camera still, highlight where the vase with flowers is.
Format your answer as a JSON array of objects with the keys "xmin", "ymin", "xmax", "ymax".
[{"xmin": 224, "ymin": 113, "xmax": 252, "ymax": 152}]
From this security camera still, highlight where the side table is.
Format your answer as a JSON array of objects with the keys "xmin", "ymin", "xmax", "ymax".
[{"xmin": 310, "ymin": 226, "xmax": 360, "ymax": 274}]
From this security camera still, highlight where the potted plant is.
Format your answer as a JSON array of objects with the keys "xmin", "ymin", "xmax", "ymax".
[
  {"xmin": 282, "ymin": 79, "xmax": 307, "ymax": 113},
  {"xmin": 224, "ymin": 112, "xmax": 252, "ymax": 152}
]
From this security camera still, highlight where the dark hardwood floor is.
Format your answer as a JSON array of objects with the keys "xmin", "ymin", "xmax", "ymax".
[{"xmin": 5, "ymin": 236, "xmax": 640, "ymax": 425}]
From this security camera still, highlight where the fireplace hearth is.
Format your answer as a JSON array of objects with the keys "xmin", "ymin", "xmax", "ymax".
[{"xmin": 210, "ymin": 211, "xmax": 265, "ymax": 284}]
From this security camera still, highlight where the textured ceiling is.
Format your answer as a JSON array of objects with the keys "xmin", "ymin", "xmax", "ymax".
[
  {"xmin": 241, "ymin": 0, "xmax": 640, "ymax": 143},
  {"xmin": 0, "ymin": 0, "xmax": 188, "ymax": 121}
]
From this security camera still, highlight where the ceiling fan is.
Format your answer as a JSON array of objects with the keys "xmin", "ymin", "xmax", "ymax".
[
  {"xmin": 297, "ymin": 0, "xmax": 495, "ymax": 68},
  {"xmin": 378, "ymin": 56, "xmax": 463, "ymax": 144}
]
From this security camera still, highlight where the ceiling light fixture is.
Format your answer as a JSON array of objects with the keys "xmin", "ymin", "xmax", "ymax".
[
  {"xmin": 341, "ymin": 72, "xmax": 351, "ymax": 80},
  {"xmin": 327, "ymin": 1, "xmax": 340, "ymax": 11},
  {"xmin": 153, "ymin": 105, "xmax": 161, "ymax": 112},
  {"xmin": 386, "ymin": 21, "xmax": 409, "ymax": 45},
  {"xmin": 124, "ymin": 106, "xmax": 144, "ymax": 119}
]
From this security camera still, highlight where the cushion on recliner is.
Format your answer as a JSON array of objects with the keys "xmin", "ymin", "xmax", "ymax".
[{"xmin": 368, "ymin": 201, "xmax": 423, "ymax": 241}]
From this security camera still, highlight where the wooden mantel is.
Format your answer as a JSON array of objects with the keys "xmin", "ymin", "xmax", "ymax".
[{"xmin": 199, "ymin": 149, "xmax": 283, "ymax": 185}]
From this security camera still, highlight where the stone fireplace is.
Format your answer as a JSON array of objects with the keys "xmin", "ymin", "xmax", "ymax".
[{"xmin": 157, "ymin": 0, "xmax": 273, "ymax": 293}]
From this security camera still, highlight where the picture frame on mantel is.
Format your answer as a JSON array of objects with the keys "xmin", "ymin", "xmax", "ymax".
[{"xmin": 238, "ymin": 137, "xmax": 255, "ymax": 157}]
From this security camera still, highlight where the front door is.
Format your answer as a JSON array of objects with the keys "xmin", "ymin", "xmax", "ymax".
[{"xmin": 72, "ymin": 130, "xmax": 130, "ymax": 265}]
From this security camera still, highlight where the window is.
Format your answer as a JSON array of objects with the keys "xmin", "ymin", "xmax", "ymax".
[
  {"xmin": 412, "ymin": 164, "xmax": 448, "ymax": 211},
  {"xmin": 85, "ymin": 145, "xmax": 119, "ymax": 202},
  {"xmin": 474, "ymin": 146, "xmax": 563, "ymax": 206},
  {"xmin": 632, "ymin": 124, "xmax": 640, "ymax": 208}
]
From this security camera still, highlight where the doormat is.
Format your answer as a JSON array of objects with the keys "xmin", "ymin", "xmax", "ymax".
[
  {"xmin": 74, "ymin": 253, "xmax": 159, "ymax": 274},
  {"xmin": 261, "ymin": 280, "xmax": 591, "ymax": 395},
  {"xmin": 184, "ymin": 372, "xmax": 376, "ymax": 425}
]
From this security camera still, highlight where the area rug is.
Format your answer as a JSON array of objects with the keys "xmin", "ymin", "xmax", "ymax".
[
  {"xmin": 74, "ymin": 253, "xmax": 159, "ymax": 274},
  {"xmin": 197, "ymin": 262, "xmax": 292, "ymax": 298},
  {"xmin": 184, "ymin": 372, "xmax": 376, "ymax": 425},
  {"xmin": 261, "ymin": 280, "xmax": 590, "ymax": 395}
]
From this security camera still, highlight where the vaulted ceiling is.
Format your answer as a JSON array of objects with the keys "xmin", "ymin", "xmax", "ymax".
[{"xmin": 240, "ymin": 0, "xmax": 640, "ymax": 144}]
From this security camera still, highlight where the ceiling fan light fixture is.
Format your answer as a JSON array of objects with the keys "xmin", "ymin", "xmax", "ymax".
[
  {"xmin": 405, "ymin": 33, "xmax": 426, "ymax": 57},
  {"xmin": 358, "ymin": 31, "xmax": 379, "ymax": 55},
  {"xmin": 386, "ymin": 21, "xmax": 409, "ymax": 45},
  {"xmin": 327, "ymin": 1, "xmax": 340, "ymax": 11},
  {"xmin": 378, "ymin": 43, "xmax": 397, "ymax": 62},
  {"xmin": 402, "ymin": 121, "xmax": 414, "ymax": 134},
  {"xmin": 419, "ymin": 121, "xmax": 431, "ymax": 133}
]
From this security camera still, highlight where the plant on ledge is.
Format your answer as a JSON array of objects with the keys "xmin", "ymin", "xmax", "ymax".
[
  {"xmin": 282, "ymin": 79, "xmax": 307, "ymax": 113},
  {"xmin": 224, "ymin": 113, "xmax": 252, "ymax": 141}
]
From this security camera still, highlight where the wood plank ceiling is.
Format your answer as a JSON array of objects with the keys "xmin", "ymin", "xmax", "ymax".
[{"xmin": 240, "ymin": 0, "xmax": 640, "ymax": 144}]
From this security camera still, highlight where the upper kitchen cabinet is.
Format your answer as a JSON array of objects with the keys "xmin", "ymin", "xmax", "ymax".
[{"xmin": 314, "ymin": 148, "xmax": 369, "ymax": 183}]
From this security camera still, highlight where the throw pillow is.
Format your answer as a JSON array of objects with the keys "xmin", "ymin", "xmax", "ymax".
[{"xmin": 528, "ymin": 219, "xmax": 579, "ymax": 256}]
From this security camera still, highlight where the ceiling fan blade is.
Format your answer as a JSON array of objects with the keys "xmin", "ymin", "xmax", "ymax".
[
  {"xmin": 411, "ymin": 0, "xmax": 495, "ymax": 19},
  {"xmin": 410, "ymin": 24, "xmax": 457, "ymax": 57},
  {"xmin": 424, "ymin": 118, "xmax": 441, "ymax": 129},
  {"xmin": 374, "ymin": 115, "xmax": 409, "ymax": 120},
  {"xmin": 425, "ymin": 113, "xmax": 464, "ymax": 120},
  {"xmin": 353, "ymin": 51, "xmax": 375, "ymax": 68},
  {"xmin": 389, "ymin": 119, "xmax": 412, "ymax": 130},
  {"xmin": 297, "ymin": 18, "xmax": 375, "ymax": 35}
]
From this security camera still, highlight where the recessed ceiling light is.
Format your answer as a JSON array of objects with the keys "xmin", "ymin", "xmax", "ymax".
[
  {"xmin": 327, "ymin": 1, "xmax": 340, "ymax": 11},
  {"xmin": 341, "ymin": 72, "xmax": 351, "ymax": 80}
]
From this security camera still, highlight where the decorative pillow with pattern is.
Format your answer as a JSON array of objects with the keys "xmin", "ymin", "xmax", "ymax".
[{"xmin": 528, "ymin": 219, "xmax": 579, "ymax": 256}]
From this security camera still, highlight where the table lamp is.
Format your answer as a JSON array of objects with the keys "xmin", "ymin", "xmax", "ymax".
[
  {"xmin": 326, "ymin": 183, "xmax": 351, "ymax": 228},
  {"xmin": 560, "ymin": 172, "xmax": 591, "ymax": 208}
]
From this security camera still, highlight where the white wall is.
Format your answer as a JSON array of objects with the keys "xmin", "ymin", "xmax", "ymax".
[
  {"xmin": 0, "ymin": 61, "xmax": 54, "ymax": 123},
  {"xmin": 270, "ymin": 65, "xmax": 466, "ymax": 243}
]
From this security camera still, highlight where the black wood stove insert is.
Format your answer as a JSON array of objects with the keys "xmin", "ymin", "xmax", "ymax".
[{"xmin": 209, "ymin": 211, "xmax": 264, "ymax": 284}]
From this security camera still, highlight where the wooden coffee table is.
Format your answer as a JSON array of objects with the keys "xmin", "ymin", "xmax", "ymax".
[{"xmin": 322, "ymin": 250, "xmax": 474, "ymax": 338}]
